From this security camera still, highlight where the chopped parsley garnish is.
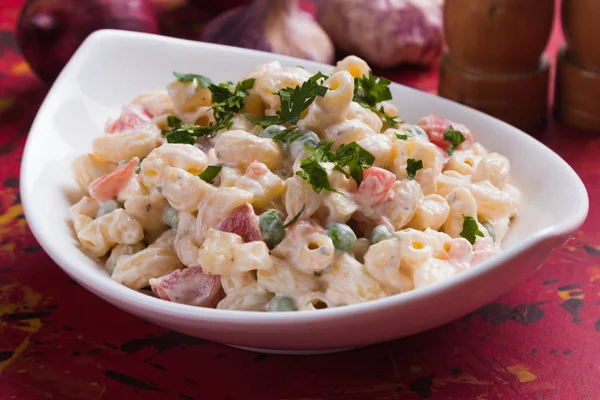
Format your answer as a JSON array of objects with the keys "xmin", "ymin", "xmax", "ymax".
[
  {"xmin": 443, "ymin": 125, "xmax": 466, "ymax": 155},
  {"xmin": 246, "ymin": 115, "xmax": 280, "ymax": 128},
  {"xmin": 163, "ymin": 77, "xmax": 255, "ymax": 144},
  {"xmin": 335, "ymin": 142, "xmax": 375, "ymax": 185},
  {"xmin": 296, "ymin": 140, "xmax": 374, "ymax": 192},
  {"xmin": 247, "ymin": 72, "xmax": 329, "ymax": 127},
  {"xmin": 352, "ymin": 71, "xmax": 398, "ymax": 126},
  {"xmin": 460, "ymin": 216, "xmax": 484, "ymax": 245},
  {"xmin": 283, "ymin": 204, "xmax": 305, "ymax": 229},
  {"xmin": 358, "ymin": 103, "xmax": 401, "ymax": 127},
  {"xmin": 273, "ymin": 126, "xmax": 300, "ymax": 142},
  {"xmin": 279, "ymin": 72, "xmax": 328, "ymax": 124},
  {"xmin": 314, "ymin": 140, "xmax": 334, "ymax": 152},
  {"xmin": 208, "ymin": 81, "xmax": 236, "ymax": 99},
  {"xmin": 162, "ymin": 116, "xmax": 217, "ymax": 144},
  {"xmin": 209, "ymin": 78, "xmax": 255, "ymax": 122},
  {"xmin": 406, "ymin": 158, "xmax": 423, "ymax": 180},
  {"xmin": 296, "ymin": 156, "xmax": 339, "ymax": 194},
  {"xmin": 173, "ymin": 72, "xmax": 213, "ymax": 88},
  {"xmin": 198, "ymin": 165, "xmax": 222, "ymax": 183},
  {"xmin": 353, "ymin": 71, "xmax": 393, "ymax": 106},
  {"xmin": 395, "ymin": 132, "xmax": 409, "ymax": 140}
]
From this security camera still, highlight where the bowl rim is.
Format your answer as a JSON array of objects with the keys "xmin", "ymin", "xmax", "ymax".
[{"xmin": 20, "ymin": 29, "xmax": 590, "ymax": 325}]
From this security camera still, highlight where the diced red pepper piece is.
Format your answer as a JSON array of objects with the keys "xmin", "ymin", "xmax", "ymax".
[
  {"xmin": 354, "ymin": 167, "xmax": 397, "ymax": 206},
  {"xmin": 89, "ymin": 157, "xmax": 139, "ymax": 201},
  {"xmin": 418, "ymin": 114, "xmax": 474, "ymax": 152}
]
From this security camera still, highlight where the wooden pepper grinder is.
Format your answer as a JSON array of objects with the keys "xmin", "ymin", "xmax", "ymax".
[
  {"xmin": 439, "ymin": 0, "xmax": 554, "ymax": 131},
  {"xmin": 555, "ymin": 0, "xmax": 600, "ymax": 131}
]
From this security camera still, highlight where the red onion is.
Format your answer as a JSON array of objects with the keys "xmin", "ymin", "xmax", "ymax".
[
  {"xmin": 201, "ymin": 0, "xmax": 334, "ymax": 64},
  {"xmin": 317, "ymin": 0, "xmax": 444, "ymax": 68},
  {"xmin": 17, "ymin": 0, "xmax": 159, "ymax": 84}
]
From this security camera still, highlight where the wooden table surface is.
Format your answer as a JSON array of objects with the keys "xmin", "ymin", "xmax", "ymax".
[{"xmin": 0, "ymin": 1, "xmax": 598, "ymax": 399}]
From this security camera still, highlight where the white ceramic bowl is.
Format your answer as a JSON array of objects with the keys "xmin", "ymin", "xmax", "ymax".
[{"xmin": 21, "ymin": 30, "xmax": 588, "ymax": 354}]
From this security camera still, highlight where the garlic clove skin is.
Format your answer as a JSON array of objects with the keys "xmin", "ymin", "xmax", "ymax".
[
  {"xmin": 201, "ymin": 0, "xmax": 335, "ymax": 64},
  {"xmin": 317, "ymin": 0, "xmax": 444, "ymax": 68}
]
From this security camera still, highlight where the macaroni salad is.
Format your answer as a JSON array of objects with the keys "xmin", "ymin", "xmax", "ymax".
[{"xmin": 70, "ymin": 56, "xmax": 521, "ymax": 312}]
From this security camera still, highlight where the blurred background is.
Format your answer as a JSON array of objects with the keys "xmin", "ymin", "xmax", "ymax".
[
  {"xmin": 2, "ymin": 2, "xmax": 600, "ymax": 400},
  {"xmin": 8, "ymin": 0, "xmax": 598, "ymax": 132},
  {"xmin": 13, "ymin": 0, "xmax": 444, "ymax": 85}
]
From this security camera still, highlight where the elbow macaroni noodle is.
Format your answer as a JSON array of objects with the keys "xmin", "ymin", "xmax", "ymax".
[{"xmin": 69, "ymin": 56, "xmax": 521, "ymax": 311}]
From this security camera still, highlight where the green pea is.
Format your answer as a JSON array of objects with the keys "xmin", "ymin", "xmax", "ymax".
[
  {"xmin": 267, "ymin": 295, "xmax": 297, "ymax": 312},
  {"xmin": 95, "ymin": 200, "xmax": 121, "ymax": 219},
  {"xmin": 287, "ymin": 129, "xmax": 319, "ymax": 159},
  {"xmin": 260, "ymin": 125, "xmax": 286, "ymax": 139},
  {"xmin": 326, "ymin": 223, "xmax": 357, "ymax": 251},
  {"xmin": 164, "ymin": 206, "xmax": 179, "ymax": 230},
  {"xmin": 370, "ymin": 225, "xmax": 394, "ymax": 244},
  {"xmin": 259, "ymin": 210, "xmax": 285, "ymax": 247}
]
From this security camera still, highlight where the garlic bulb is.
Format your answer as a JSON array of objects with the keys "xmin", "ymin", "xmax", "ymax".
[
  {"xmin": 202, "ymin": 0, "xmax": 335, "ymax": 64},
  {"xmin": 317, "ymin": 0, "xmax": 444, "ymax": 68}
]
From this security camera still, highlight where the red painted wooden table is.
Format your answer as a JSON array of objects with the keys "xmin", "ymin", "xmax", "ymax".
[{"xmin": 1, "ymin": 1, "xmax": 599, "ymax": 399}]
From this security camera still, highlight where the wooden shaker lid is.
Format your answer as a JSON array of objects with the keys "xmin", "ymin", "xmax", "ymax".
[
  {"xmin": 562, "ymin": 0, "xmax": 600, "ymax": 71},
  {"xmin": 439, "ymin": 52, "xmax": 550, "ymax": 131},
  {"xmin": 555, "ymin": 47, "xmax": 600, "ymax": 132},
  {"xmin": 444, "ymin": 0, "xmax": 554, "ymax": 74}
]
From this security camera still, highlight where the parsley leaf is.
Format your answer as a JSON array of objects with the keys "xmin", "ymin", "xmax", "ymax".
[
  {"xmin": 238, "ymin": 78, "xmax": 255, "ymax": 91},
  {"xmin": 283, "ymin": 204, "xmax": 305, "ymax": 229},
  {"xmin": 271, "ymin": 126, "xmax": 299, "ymax": 142},
  {"xmin": 335, "ymin": 142, "xmax": 375, "ymax": 185},
  {"xmin": 218, "ymin": 81, "xmax": 236, "ymax": 91},
  {"xmin": 295, "ymin": 140, "xmax": 341, "ymax": 194},
  {"xmin": 207, "ymin": 83, "xmax": 235, "ymax": 104},
  {"xmin": 249, "ymin": 72, "xmax": 328, "ymax": 127},
  {"xmin": 173, "ymin": 72, "xmax": 213, "ymax": 88},
  {"xmin": 287, "ymin": 130, "xmax": 304, "ymax": 143},
  {"xmin": 352, "ymin": 71, "xmax": 398, "ymax": 127},
  {"xmin": 296, "ymin": 158, "xmax": 338, "ymax": 194},
  {"xmin": 460, "ymin": 216, "xmax": 484, "ymax": 245},
  {"xmin": 313, "ymin": 144, "xmax": 337, "ymax": 163},
  {"xmin": 406, "ymin": 159, "xmax": 423, "ymax": 180},
  {"xmin": 296, "ymin": 140, "xmax": 375, "ymax": 193},
  {"xmin": 209, "ymin": 78, "xmax": 255, "ymax": 122},
  {"xmin": 167, "ymin": 115, "xmax": 182, "ymax": 128},
  {"xmin": 162, "ymin": 116, "xmax": 216, "ymax": 144},
  {"xmin": 353, "ymin": 71, "xmax": 393, "ymax": 106},
  {"xmin": 395, "ymin": 133, "xmax": 409, "ymax": 140},
  {"xmin": 163, "ymin": 77, "xmax": 256, "ymax": 144},
  {"xmin": 278, "ymin": 72, "xmax": 328, "ymax": 124},
  {"xmin": 296, "ymin": 140, "xmax": 374, "ymax": 192},
  {"xmin": 246, "ymin": 115, "xmax": 280, "ymax": 128},
  {"xmin": 443, "ymin": 125, "xmax": 466, "ymax": 155},
  {"xmin": 315, "ymin": 140, "xmax": 334, "ymax": 153},
  {"xmin": 199, "ymin": 165, "xmax": 222, "ymax": 183},
  {"xmin": 358, "ymin": 103, "xmax": 401, "ymax": 127}
]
